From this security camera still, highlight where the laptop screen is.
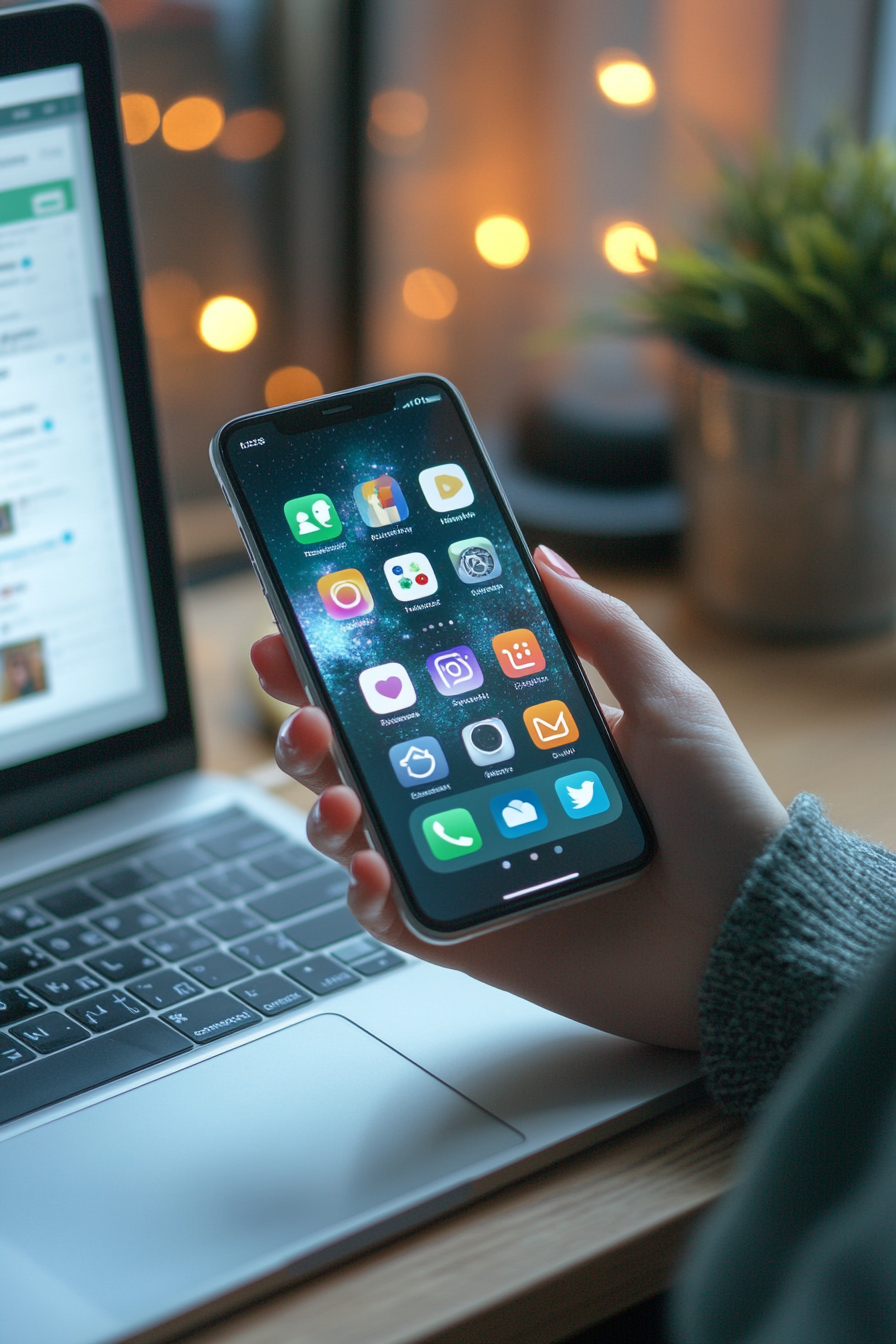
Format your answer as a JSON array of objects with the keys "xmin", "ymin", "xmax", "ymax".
[{"xmin": 0, "ymin": 63, "xmax": 166, "ymax": 773}]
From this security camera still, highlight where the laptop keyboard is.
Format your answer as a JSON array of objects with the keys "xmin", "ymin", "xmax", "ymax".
[{"xmin": 0, "ymin": 807, "xmax": 404, "ymax": 1125}]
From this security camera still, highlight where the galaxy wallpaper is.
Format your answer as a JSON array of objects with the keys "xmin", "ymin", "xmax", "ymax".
[{"xmin": 224, "ymin": 380, "xmax": 648, "ymax": 929}]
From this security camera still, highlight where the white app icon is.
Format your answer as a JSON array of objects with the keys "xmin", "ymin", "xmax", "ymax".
[
  {"xmin": 418, "ymin": 463, "xmax": 475, "ymax": 513},
  {"xmin": 502, "ymin": 799, "xmax": 538, "ymax": 828},
  {"xmin": 566, "ymin": 779, "xmax": 594, "ymax": 810},
  {"xmin": 358, "ymin": 662, "xmax": 417, "ymax": 714},
  {"xmin": 384, "ymin": 552, "xmax": 439, "ymax": 601},
  {"xmin": 461, "ymin": 717, "xmax": 515, "ymax": 766}
]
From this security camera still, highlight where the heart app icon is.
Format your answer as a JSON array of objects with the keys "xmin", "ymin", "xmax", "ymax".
[{"xmin": 358, "ymin": 662, "xmax": 417, "ymax": 715}]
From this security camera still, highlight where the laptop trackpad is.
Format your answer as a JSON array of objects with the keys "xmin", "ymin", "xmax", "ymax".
[{"xmin": 0, "ymin": 1014, "xmax": 522, "ymax": 1344}]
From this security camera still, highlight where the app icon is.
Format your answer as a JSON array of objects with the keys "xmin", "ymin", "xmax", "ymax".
[
  {"xmin": 358, "ymin": 662, "xmax": 416, "ymax": 714},
  {"xmin": 461, "ymin": 717, "xmax": 515, "ymax": 767},
  {"xmin": 353, "ymin": 474, "xmax": 409, "ymax": 528},
  {"xmin": 418, "ymin": 463, "xmax": 474, "ymax": 512},
  {"xmin": 389, "ymin": 736, "xmax": 449, "ymax": 787},
  {"xmin": 554, "ymin": 769, "xmax": 610, "ymax": 818},
  {"xmin": 523, "ymin": 699, "xmax": 580, "ymax": 749},
  {"xmin": 492, "ymin": 628, "xmax": 546, "ymax": 678},
  {"xmin": 489, "ymin": 789, "xmax": 547, "ymax": 839},
  {"xmin": 284, "ymin": 492, "xmax": 342, "ymax": 544},
  {"xmin": 448, "ymin": 536, "xmax": 502, "ymax": 585},
  {"xmin": 421, "ymin": 808, "xmax": 483, "ymax": 862},
  {"xmin": 317, "ymin": 568, "xmax": 374, "ymax": 620},
  {"xmin": 384, "ymin": 552, "xmax": 438, "ymax": 601},
  {"xmin": 426, "ymin": 645, "xmax": 484, "ymax": 696}
]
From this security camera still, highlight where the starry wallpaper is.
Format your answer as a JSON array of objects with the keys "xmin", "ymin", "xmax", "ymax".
[{"xmin": 224, "ymin": 380, "xmax": 647, "ymax": 929}]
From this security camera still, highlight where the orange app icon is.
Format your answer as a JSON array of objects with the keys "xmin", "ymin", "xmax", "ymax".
[
  {"xmin": 491, "ymin": 628, "xmax": 546, "ymax": 678},
  {"xmin": 317, "ymin": 568, "xmax": 374, "ymax": 620},
  {"xmin": 523, "ymin": 700, "xmax": 579, "ymax": 749}
]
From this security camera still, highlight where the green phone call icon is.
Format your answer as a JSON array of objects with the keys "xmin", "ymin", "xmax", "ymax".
[{"xmin": 421, "ymin": 808, "xmax": 483, "ymax": 862}]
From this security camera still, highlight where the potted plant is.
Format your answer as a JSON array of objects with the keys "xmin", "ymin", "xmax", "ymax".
[{"xmin": 636, "ymin": 131, "xmax": 896, "ymax": 636}]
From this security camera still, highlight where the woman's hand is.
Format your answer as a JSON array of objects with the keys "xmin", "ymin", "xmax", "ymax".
[{"xmin": 250, "ymin": 547, "xmax": 788, "ymax": 1050}]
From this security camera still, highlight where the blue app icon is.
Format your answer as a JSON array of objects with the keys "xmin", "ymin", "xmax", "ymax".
[
  {"xmin": 554, "ymin": 769, "xmax": 610, "ymax": 819},
  {"xmin": 389, "ymin": 736, "xmax": 449, "ymax": 788},
  {"xmin": 489, "ymin": 788, "xmax": 548, "ymax": 839}
]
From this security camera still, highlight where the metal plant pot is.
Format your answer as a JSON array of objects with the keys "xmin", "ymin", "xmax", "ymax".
[{"xmin": 675, "ymin": 351, "xmax": 896, "ymax": 636}]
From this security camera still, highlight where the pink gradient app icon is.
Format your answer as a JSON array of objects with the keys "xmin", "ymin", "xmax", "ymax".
[{"xmin": 316, "ymin": 568, "xmax": 374, "ymax": 620}]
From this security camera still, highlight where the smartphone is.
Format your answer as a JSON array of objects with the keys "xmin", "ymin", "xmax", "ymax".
[{"xmin": 211, "ymin": 374, "xmax": 654, "ymax": 939}]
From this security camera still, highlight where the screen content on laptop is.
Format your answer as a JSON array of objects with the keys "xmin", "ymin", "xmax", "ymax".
[{"xmin": 0, "ymin": 63, "xmax": 165, "ymax": 771}]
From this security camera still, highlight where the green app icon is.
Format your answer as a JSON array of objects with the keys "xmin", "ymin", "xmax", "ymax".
[
  {"xmin": 284, "ymin": 492, "xmax": 342, "ymax": 544},
  {"xmin": 421, "ymin": 808, "xmax": 483, "ymax": 862}
]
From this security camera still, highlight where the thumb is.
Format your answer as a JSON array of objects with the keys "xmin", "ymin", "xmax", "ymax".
[{"xmin": 533, "ymin": 547, "xmax": 698, "ymax": 718}]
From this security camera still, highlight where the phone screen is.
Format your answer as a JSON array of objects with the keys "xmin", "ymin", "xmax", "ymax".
[{"xmin": 220, "ymin": 377, "xmax": 651, "ymax": 933}]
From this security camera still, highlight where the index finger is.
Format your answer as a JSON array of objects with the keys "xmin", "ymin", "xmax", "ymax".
[{"xmin": 250, "ymin": 634, "xmax": 307, "ymax": 707}]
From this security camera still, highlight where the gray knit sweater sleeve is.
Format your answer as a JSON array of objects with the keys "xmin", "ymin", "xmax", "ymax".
[{"xmin": 699, "ymin": 793, "xmax": 896, "ymax": 1117}]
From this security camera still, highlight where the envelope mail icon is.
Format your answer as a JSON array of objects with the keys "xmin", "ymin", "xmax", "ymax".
[{"xmin": 523, "ymin": 699, "xmax": 580, "ymax": 749}]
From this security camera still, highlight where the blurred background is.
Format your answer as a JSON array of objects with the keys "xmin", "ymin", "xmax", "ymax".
[{"xmin": 101, "ymin": 0, "xmax": 890, "ymax": 578}]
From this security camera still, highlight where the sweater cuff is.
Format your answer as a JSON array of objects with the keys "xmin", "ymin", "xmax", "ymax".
[{"xmin": 699, "ymin": 794, "xmax": 896, "ymax": 1117}]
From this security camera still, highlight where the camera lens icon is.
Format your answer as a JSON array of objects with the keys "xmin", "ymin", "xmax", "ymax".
[
  {"xmin": 426, "ymin": 645, "xmax": 484, "ymax": 696},
  {"xmin": 317, "ymin": 568, "xmax": 375, "ymax": 620},
  {"xmin": 462, "ymin": 717, "xmax": 515, "ymax": 767}
]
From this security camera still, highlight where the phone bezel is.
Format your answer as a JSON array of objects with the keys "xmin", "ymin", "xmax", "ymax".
[{"xmin": 211, "ymin": 373, "xmax": 655, "ymax": 940}]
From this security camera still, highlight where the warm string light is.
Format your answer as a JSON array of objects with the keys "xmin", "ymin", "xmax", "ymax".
[
  {"xmin": 264, "ymin": 366, "xmax": 324, "ymax": 406},
  {"xmin": 216, "ymin": 109, "xmax": 285, "ymax": 161},
  {"xmin": 595, "ymin": 51, "xmax": 656, "ymax": 108},
  {"xmin": 600, "ymin": 221, "xmax": 658, "ymax": 274},
  {"xmin": 475, "ymin": 216, "xmax": 530, "ymax": 268},
  {"xmin": 198, "ymin": 296, "xmax": 257, "ymax": 351},
  {"xmin": 120, "ymin": 93, "xmax": 159, "ymax": 144},
  {"xmin": 162, "ymin": 97, "xmax": 224, "ymax": 151},
  {"xmin": 402, "ymin": 268, "xmax": 458, "ymax": 319},
  {"xmin": 368, "ymin": 89, "xmax": 428, "ymax": 154}
]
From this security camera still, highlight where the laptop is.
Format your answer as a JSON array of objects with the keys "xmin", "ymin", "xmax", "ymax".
[{"xmin": 0, "ymin": 7, "xmax": 701, "ymax": 1342}]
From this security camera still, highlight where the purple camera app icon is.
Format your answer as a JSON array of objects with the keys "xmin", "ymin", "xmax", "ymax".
[{"xmin": 426, "ymin": 645, "xmax": 484, "ymax": 696}]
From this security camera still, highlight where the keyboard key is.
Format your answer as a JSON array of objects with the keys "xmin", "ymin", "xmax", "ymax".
[
  {"xmin": 11, "ymin": 1012, "xmax": 91, "ymax": 1054},
  {"xmin": 161, "ymin": 992, "xmax": 261, "ymax": 1043},
  {"xmin": 0, "ymin": 1032, "xmax": 36, "ymax": 1072},
  {"xmin": 249, "ymin": 869, "xmax": 347, "ymax": 923},
  {"xmin": 0, "ymin": 944, "xmax": 55, "ymax": 982},
  {"xmin": 148, "ymin": 885, "xmax": 214, "ymax": 920},
  {"xmin": 67, "ymin": 990, "xmax": 149, "ymax": 1033},
  {"xmin": 0, "ymin": 903, "xmax": 51, "ymax": 940},
  {"xmin": 354, "ymin": 949, "xmax": 404, "ymax": 976},
  {"xmin": 37, "ymin": 887, "xmax": 103, "ymax": 919},
  {"xmin": 36, "ymin": 922, "xmax": 108, "ymax": 959},
  {"xmin": 142, "ymin": 926, "xmax": 214, "ymax": 962},
  {"xmin": 182, "ymin": 951, "xmax": 247, "ymax": 988},
  {"xmin": 127, "ymin": 970, "xmax": 202, "ymax": 1009},
  {"xmin": 332, "ymin": 934, "xmax": 383, "ymax": 965},
  {"xmin": 199, "ymin": 867, "xmax": 264, "ymax": 901},
  {"xmin": 232, "ymin": 973, "xmax": 312, "ymax": 1016},
  {"xmin": 199, "ymin": 907, "xmax": 264, "ymax": 940},
  {"xmin": 144, "ymin": 846, "xmax": 208, "ymax": 880},
  {"xmin": 0, "ymin": 1019, "xmax": 191, "ymax": 1125},
  {"xmin": 230, "ymin": 931, "xmax": 302, "ymax": 970},
  {"xmin": 0, "ymin": 985, "xmax": 45, "ymax": 1026},
  {"xmin": 251, "ymin": 846, "xmax": 322, "ymax": 882},
  {"xmin": 26, "ymin": 964, "xmax": 106, "ymax": 1006},
  {"xmin": 283, "ymin": 905, "xmax": 361, "ymax": 951},
  {"xmin": 86, "ymin": 945, "xmax": 160, "ymax": 982},
  {"xmin": 91, "ymin": 902, "xmax": 163, "ymax": 940},
  {"xmin": 199, "ymin": 822, "xmax": 280, "ymax": 861},
  {"xmin": 283, "ymin": 956, "xmax": 360, "ymax": 996},
  {"xmin": 90, "ymin": 864, "xmax": 156, "ymax": 899}
]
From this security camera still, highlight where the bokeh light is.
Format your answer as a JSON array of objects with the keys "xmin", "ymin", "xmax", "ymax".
[
  {"xmin": 143, "ymin": 269, "xmax": 201, "ymax": 339},
  {"xmin": 162, "ymin": 97, "xmax": 225, "ymax": 152},
  {"xmin": 120, "ymin": 93, "xmax": 160, "ymax": 145},
  {"xmin": 369, "ymin": 89, "xmax": 428, "ymax": 138},
  {"xmin": 216, "ymin": 108, "xmax": 285, "ymax": 161},
  {"xmin": 601, "ymin": 221, "xmax": 658, "ymax": 274},
  {"xmin": 475, "ymin": 216, "xmax": 530, "ymax": 268},
  {"xmin": 595, "ymin": 53, "xmax": 656, "ymax": 107},
  {"xmin": 198, "ymin": 296, "xmax": 257, "ymax": 351},
  {"xmin": 402, "ymin": 268, "xmax": 458, "ymax": 320},
  {"xmin": 264, "ymin": 366, "xmax": 324, "ymax": 406}
]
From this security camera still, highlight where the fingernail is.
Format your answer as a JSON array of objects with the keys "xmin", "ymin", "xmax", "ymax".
[{"xmin": 536, "ymin": 545, "xmax": 580, "ymax": 579}]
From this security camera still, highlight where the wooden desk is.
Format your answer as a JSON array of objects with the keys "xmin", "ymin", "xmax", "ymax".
[{"xmin": 177, "ymin": 565, "xmax": 896, "ymax": 1344}]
